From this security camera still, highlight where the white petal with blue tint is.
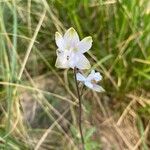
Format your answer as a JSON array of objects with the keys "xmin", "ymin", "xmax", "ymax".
[
  {"xmin": 75, "ymin": 54, "xmax": 91, "ymax": 70},
  {"xmin": 55, "ymin": 51, "xmax": 69, "ymax": 68},
  {"xmin": 77, "ymin": 36, "xmax": 93, "ymax": 53},
  {"xmin": 55, "ymin": 32, "xmax": 64, "ymax": 49},
  {"xmin": 76, "ymin": 73, "xmax": 86, "ymax": 82},
  {"xmin": 93, "ymin": 84, "xmax": 105, "ymax": 92},
  {"xmin": 64, "ymin": 27, "xmax": 79, "ymax": 49},
  {"xmin": 84, "ymin": 81, "xmax": 93, "ymax": 89}
]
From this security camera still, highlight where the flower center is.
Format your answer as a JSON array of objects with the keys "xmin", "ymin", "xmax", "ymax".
[
  {"xmin": 65, "ymin": 50, "xmax": 73, "ymax": 61},
  {"xmin": 91, "ymin": 79, "xmax": 97, "ymax": 84},
  {"xmin": 67, "ymin": 55, "xmax": 70, "ymax": 60}
]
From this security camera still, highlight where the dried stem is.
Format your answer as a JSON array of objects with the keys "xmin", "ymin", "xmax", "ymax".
[{"xmin": 74, "ymin": 67, "xmax": 85, "ymax": 150}]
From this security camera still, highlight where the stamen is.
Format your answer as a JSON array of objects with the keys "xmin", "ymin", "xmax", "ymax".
[
  {"xmin": 91, "ymin": 79, "xmax": 97, "ymax": 84},
  {"xmin": 67, "ymin": 55, "xmax": 70, "ymax": 60}
]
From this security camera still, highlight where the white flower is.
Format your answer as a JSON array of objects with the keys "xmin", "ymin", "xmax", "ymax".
[
  {"xmin": 76, "ymin": 70, "xmax": 105, "ymax": 92},
  {"xmin": 55, "ymin": 27, "xmax": 92, "ymax": 69}
]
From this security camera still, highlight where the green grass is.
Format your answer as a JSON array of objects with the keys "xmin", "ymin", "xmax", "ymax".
[{"xmin": 0, "ymin": 0, "xmax": 150, "ymax": 149}]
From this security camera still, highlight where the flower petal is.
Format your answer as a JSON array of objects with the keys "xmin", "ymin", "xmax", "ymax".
[
  {"xmin": 56, "ymin": 49, "xmax": 63, "ymax": 56},
  {"xmin": 76, "ymin": 73, "xmax": 86, "ymax": 82},
  {"xmin": 91, "ymin": 70, "xmax": 95, "ymax": 74},
  {"xmin": 55, "ymin": 32, "xmax": 64, "ymax": 49},
  {"xmin": 77, "ymin": 36, "xmax": 92, "ymax": 53},
  {"xmin": 75, "ymin": 54, "xmax": 91, "ymax": 69},
  {"xmin": 87, "ymin": 70, "xmax": 102, "ymax": 82},
  {"xmin": 87, "ymin": 70, "xmax": 95, "ymax": 81},
  {"xmin": 55, "ymin": 54, "xmax": 69, "ymax": 68},
  {"xmin": 64, "ymin": 27, "xmax": 79, "ymax": 49},
  {"xmin": 93, "ymin": 84, "xmax": 105, "ymax": 92},
  {"xmin": 94, "ymin": 72, "xmax": 102, "ymax": 81},
  {"xmin": 84, "ymin": 81, "xmax": 93, "ymax": 89}
]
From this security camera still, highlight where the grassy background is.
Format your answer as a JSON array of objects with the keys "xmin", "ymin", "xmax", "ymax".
[{"xmin": 0, "ymin": 0, "xmax": 150, "ymax": 149}]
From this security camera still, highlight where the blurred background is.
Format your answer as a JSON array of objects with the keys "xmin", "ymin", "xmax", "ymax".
[{"xmin": 0, "ymin": 0, "xmax": 150, "ymax": 149}]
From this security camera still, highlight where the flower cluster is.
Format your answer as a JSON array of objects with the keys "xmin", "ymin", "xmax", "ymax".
[{"xmin": 55, "ymin": 27, "xmax": 104, "ymax": 92}]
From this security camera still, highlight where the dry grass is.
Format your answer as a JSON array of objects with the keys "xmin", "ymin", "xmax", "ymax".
[{"xmin": 0, "ymin": 0, "xmax": 150, "ymax": 149}]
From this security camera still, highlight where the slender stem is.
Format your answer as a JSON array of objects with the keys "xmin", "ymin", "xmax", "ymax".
[{"xmin": 74, "ymin": 67, "xmax": 85, "ymax": 150}]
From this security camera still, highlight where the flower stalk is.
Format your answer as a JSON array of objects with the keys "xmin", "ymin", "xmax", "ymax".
[{"xmin": 74, "ymin": 67, "xmax": 85, "ymax": 150}]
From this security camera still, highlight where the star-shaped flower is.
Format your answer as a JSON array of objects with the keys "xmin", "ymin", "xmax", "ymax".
[
  {"xmin": 76, "ymin": 70, "xmax": 105, "ymax": 92},
  {"xmin": 55, "ymin": 27, "xmax": 92, "ymax": 69}
]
